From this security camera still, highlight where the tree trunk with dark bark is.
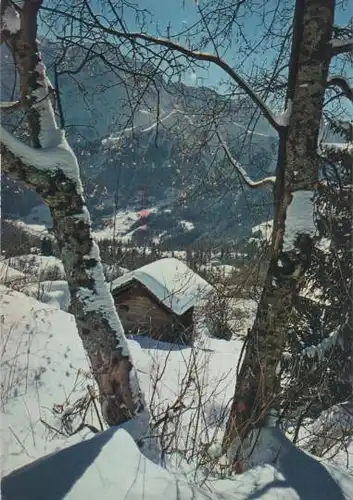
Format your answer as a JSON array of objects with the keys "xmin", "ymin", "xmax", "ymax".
[
  {"xmin": 223, "ymin": 0, "xmax": 335, "ymax": 466},
  {"xmin": 0, "ymin": 0, "xmax": 149, "ymax": 436}
]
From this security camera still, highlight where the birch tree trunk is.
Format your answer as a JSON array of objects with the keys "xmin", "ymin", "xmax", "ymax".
[
  {"xmin": 223, "ymin": 0, "xmax": 336, "ymax": 466},
  {"xmin": 0, "ymin": 0, "xmax": 149, "ymax": 437}
]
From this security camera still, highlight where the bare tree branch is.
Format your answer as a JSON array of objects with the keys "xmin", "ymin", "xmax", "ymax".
[
  {"xmin": 327, "ymin": 76, "xmax": 353, "ymax": 102},
  {"xmin": 102, "ymin": 34, "xmax": 281, "ymax": 132},
  {"xmin": 40, "ymin": 5, "xmax": 281, "ymax": 132},
  {"xmin": 216, "ymin": 130, "xmax": 276, "ymax": 188}
]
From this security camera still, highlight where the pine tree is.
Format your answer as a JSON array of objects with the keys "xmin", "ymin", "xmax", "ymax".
[{"xmin": 283, "ymin": 122, "xmax": 353, "ymax": 416}]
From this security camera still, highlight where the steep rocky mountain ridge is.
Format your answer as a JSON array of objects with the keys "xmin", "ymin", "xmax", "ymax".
[{"xmin": 2, "ymin": 40, "xmax": 277, "ymax": 244}]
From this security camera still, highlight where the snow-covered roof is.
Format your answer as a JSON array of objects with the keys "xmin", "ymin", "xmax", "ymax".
[{"xmin": 111, "ymin": 258, "xmax": 213, "ymax": 316}]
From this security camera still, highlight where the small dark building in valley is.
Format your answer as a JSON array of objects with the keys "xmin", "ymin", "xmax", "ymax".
[{"xmin": 111, "ymin": 257, "xmax": 212, "ymax": 344}]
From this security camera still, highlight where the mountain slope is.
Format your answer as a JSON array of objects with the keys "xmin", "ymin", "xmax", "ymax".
[{"xmin": 1, "ymin": 41, "xmax": 277, "ymax": 244}]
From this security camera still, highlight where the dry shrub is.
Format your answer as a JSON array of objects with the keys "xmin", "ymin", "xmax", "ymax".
[{"xmin": 148, "ymin": 343, "xmax": 233, "ymax": 482}]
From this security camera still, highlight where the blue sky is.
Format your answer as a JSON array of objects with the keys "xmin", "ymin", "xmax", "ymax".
[
  {"xmin": 117, "ymin": 0, "xmax": 352, "ymax": 90},
  {"xmin": 121, "ymin": 0, "xmax": 266, "ymax": 87},
  {"xmin": 134, "ymin": 0, "xmax": 351, "ymax": 36},
  {"xmin": 44, "ymin": 0, "xmax": 352, "ymax": 106}
]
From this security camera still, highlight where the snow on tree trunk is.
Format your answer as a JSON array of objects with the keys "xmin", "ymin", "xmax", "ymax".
[
  {"xmin": 0, "ymin": 0, "xmax": 149, "ymax": 436},
  {"xmin": 223, "ymin": 0, "xmax": 335, "ymax": 467}
]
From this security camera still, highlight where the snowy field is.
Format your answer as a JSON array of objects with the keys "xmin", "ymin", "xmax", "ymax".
[
  {"xmin": 8, "ymin": 203, "xmax": 198, "ymax": 244},
  {"xmin": 0, "ymin": 282, "xmax": 245, "ymax": 477},
  {"xmin": 1, "ymin": 257, "xmax": 353, "ymax": 499}
]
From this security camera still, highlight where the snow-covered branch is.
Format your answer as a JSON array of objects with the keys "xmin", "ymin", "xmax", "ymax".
[
  {"xmin": 216, "ymin": 131, "xmax": 276, "ymax": 189},
  {"xmin": 318, "ymin": 141, "xmax": 353, "ymax": 157},
  {"xmin": 330, "ymin": 37, "xmax": 353, "ymax": 56},
  {"xmin": 298, "ymin": 328, "xmax": 341, "ymax": 363},
  {"xmin": 0, "ymin": 124, "xmax": 83, "ymax": 192},
  {"xmin": 327, "ymin": 76, "xmax": 353, "ymax": 102},
  {"xmin": 273, "ymin": 99, "xmax": 293, "ymax": 127},
  {"xmin": 282, "ymin": 327, "xmax": 344, "ymax": 373},
  {"xmin": 1, "ymin": 3, "xmax": 21, "ymax": 36},
  {"xmin": 0, "ymin": 100, "xmax": 21, "ymax": 111}
]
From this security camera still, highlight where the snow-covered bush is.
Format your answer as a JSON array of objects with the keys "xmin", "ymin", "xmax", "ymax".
[
  {"xmin": 202, "ymin": 289, "xmax": 234, "ymax": 341},
  {"xmin": 305, "ymin": 402, "xmax": 353, "ymax": 459}
]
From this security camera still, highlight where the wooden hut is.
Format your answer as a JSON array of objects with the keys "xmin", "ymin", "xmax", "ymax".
[{"xmin": 111, "ymin": 257, "xmax": 212, "ymax": 344}]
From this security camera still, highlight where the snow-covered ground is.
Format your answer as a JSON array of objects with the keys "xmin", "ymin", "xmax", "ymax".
[
  {"xmin": 21, "ymin": 279, "xmax": 70, "ymax": 310},
  {"xmin": 2, "ymin": 254, "xmax": 65, "ymax": 280},
  {"xmin": 3, "ymin": 424, "xmax": 353, "ymax": 500},
  {"xmin": 93, "ymin": 209, "xmax": 141, "ymax": 240},
  {"xmin": 0, "ymin": 286, "xmax": 96, "ymax": 475},
  {"xmin": 0, "ymin": 263, "xmax": 26, "ymax": 284},
  {"xmin": 6, "ymin": 204, "xmax": 142, "ymax": 242},
  {"xmin": 3, "ymin": 214, "xmax": 248, "ymax": 273},
  {"xmin": 0, "ymin": 283, "xmax": 245, "ymax": 478},
  {"xmin": 5, "ymin": 204, "xmax": 197, "ymax": 247},
  {"xmin": 6, "ymin": 203, "xmax": 153, "ymax": 242},
  {"xmin": 1, "ymin": 263, "xmax": 352, "ymax": 499}
]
